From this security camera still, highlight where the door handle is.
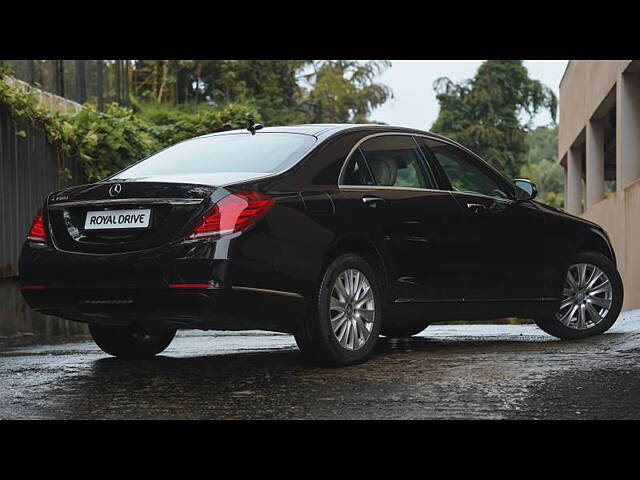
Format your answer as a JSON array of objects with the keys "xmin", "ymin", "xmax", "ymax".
[
  {"xmin": 466, "ymin": 202, "xmax": 487, "ymax": 214},
  {"xmin": 362, "ymin": 196, "xmax": 385, "ymax": 207}
]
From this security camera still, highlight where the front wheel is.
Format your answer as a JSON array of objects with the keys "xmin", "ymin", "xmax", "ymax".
[
  {"xmin": 89, "ymin": 325, "xmax": 177, "ymax": 358},
  {"xmin": 295, "ymin": 254, "xmax": 382, "ymax": 365},
  {"xmin": 534, "ymin": 251, "xmax": 623, "ymax": 340}
]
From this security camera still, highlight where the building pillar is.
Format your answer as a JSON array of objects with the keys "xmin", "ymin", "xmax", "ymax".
[
  {"xmin": 566, "ymin": 146, "xmax": 583, "ymax": 214},
  {"xmin": 586, "ymin": 118, "xmax": 604, "ymax": 207},
  {"xmin": 617, "ymin": 71, "xmax": 640, "ymax": 190}
]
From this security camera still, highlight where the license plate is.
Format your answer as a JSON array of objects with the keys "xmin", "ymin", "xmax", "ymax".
[{"xmin": 84, "ymin": 209, "xmax": 151, "ymax": 230}]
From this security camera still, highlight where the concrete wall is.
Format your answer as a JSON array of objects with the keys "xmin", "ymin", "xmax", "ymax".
[
  {"xmin": 559, "ymin": 61, "xmax": 631, "ymax": 159},
  {"xmin": 579, "ymin": 178, "xmax": 640, "ymax": 310},
  {"xmin": 560, "ymin": 60, "xmax": 640, "ymax": 310}
]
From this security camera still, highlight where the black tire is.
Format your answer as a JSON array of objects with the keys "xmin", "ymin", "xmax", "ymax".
[
  {"xmin": 381, "ymin": 322, "xmax": 429, "ymax": 338},
  {"xmin": 534, "ymin": 251, "xmax": 623, "ymax": 340},
  {"xmin": 89, "ymin": 324, "xmax": 176, "ymax": 358},
  {"xmin": 295, "ymin": 253, "xmax": 382, "ymax": 366}
]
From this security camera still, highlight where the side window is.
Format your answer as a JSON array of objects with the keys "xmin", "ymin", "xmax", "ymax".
[
  {"xmin": 421, "ymin": 139, "xmax": 511, "ymax": 199},
  {"xmin": 342, "ymin": 149, "xmax": 375, "ymax": 186},
  {"xmin": 359, "ymin": 135, "xmax": 434, "ymax": 188}
]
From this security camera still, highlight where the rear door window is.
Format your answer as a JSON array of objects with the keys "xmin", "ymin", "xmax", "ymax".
[
  {"xmin": 342, "ymin": 149, "xmax": 375, "ymax": 186},
  {"xmin": 357, "ymin": 135, "xmax": 435, "ymax": 189}
]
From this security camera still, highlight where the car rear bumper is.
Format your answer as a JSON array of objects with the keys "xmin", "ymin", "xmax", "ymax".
[
  {"xmin": 19, "ymin": 237, "xmax": 226, "ymax": 290},
  {"xmin": 22, "ymin": 287, "xmax": 306, "ymax": 332},
  {"xmin": 19, "ymin": 238, "xmax": 308, "ymax": 333}
]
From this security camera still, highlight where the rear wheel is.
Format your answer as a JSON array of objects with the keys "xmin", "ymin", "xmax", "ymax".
[
  {"xmin": 534, "ymin": 251, "xmax": 623, "ymax": 340},
  {"xmin": 295, "ymin": 254, "xmax": 382, "ymax": 365},
  {"xmin": 89, "ymin": 324, "xmax": 176, "ymax": 358}
]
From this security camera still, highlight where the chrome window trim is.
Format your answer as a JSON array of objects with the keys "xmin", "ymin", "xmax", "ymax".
[
  {"xmin": 339, "ymin": 185, "xmax": 445, "ymax": 194},
  {"xmin": 337, "ymin": 132, "xmax": 426, "ymax": 188},
  {"xmin": 340, "ymin": 185, "xmax": 516, "ymax": 203},
  {"xmin": 395, "ymin": 297, "xmax": 556, "ymax": 304},
  {"xmin": 231, "ymin": 286, "xmax": 304, "ymax": 299},
  {"xmin": 337, "ymin": 131, "xmax": 516, "ymax": 200},
  {"xmin": 448, "ymin": 190, "xmax": 515, "ymax": 204},
  {"xmin": 48, "ymin": 198, "xmax": 204, "ymax": 209},
  {"xmin": 411, "ymin": 134, "xmax": 439, "ymax": 188}
]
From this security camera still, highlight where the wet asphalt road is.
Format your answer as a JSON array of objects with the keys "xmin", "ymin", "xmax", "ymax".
[{"xmin": 2, "ymin": 311, "xmax": 640, "ymax": 420}]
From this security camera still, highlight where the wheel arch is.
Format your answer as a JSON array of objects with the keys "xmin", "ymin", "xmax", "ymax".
[
  {"xmin": 573, "ymin": 228, "xmax": 616, "ymax": 266},
  {"xmin": 320, "ymin": 235, "xmax": 390, "ymax": 303}
]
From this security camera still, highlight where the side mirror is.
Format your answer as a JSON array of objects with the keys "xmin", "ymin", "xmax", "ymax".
[{"xmin": 513, "ymin": 179, "xmax": 537, "ymax": 201}]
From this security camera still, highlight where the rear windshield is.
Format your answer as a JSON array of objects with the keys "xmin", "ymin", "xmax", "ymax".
[{"xmin": 112, "ymin": 133, "xmax": 316, "ymax": 179}]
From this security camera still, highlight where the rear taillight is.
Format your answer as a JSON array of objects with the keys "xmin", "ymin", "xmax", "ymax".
[
  {"xmin": 27, "ymin": 210, "xmax": 47, "ymax": 243},
  {"xmin": 20, "ymin": 284, "xmax": 46, "ymax": 290},
  {"xmin": 187, "ymin": 191, "xmax": 274, "ymax": 239}
]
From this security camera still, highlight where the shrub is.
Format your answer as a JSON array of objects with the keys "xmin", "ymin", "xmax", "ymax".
[{"xmin": 1, "ymin": 70, "xmax": 262, "ymax": 182}]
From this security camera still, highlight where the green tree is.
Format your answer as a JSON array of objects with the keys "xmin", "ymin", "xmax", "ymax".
[
  {"xmin": 431, "ymin": 60, "xmax": 557, "ymax": 179},
  {"xmin": 525, "ymin": 125, "xmax": 558, "ymax": 164},
  {"xmin": 232, "ymin": 60, "xmax": 311, "ymax": 125},
  {"xmin": 520, "ymin": 126, "xmax": 564, "ymax": 208},
  {"xmin": 131, "ymin": 60, "xmax": 311, "ymax": 124},
  {"xmin": 2, "ymin": 60, "xmax": 396, "ymax": 182},
  {"xmin": 300, "ymin": 60, "xmax": 392, "ymax": 123}
]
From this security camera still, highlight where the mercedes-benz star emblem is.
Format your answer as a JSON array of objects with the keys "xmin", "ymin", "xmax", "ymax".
[{"xmin": 108, "ymin": 183, "xmax": 122, "ymax": 197}]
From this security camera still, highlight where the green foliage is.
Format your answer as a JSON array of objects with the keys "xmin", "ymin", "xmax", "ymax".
[
  {"xmin": 0, "ymin": 66, "xmax": 71, "ymax": 176},
  {"xmin": 525, "ymin": 125, "xmax": 558, "ymax": 164},
  {"xmin": 301, "ymin": 60, "xmax": 392, "ymax": 123},
  {"xmin": 0, "ymin": 68, "xmax": 160, "ymax": 182},
  {"xmin": 520, "ymin": 126, "xmax": 564, "ymax": 209},
  {"xmin": 0, "ymin": 68, "xmax": 58, "ymax": 129},
  {"xmin": 137, "ymin": 101, "xmax": 260, "ymax": 147},
  {"xmin": 131, "ymin": 60, "xmax": 392, "ymax": 125},
  {"xmin": 431, "ymin": 60, "xmax": 557, "ymax": 179},
  {"xmin": 1, "ymin": 60, "xmax": 393, "ymax": 182},
  {"xmin": 60, "ymin": 103, "xmax": 162, "ymax": 182},
  {"xmin": 132, "ymin": 60, "xmax": 307, "ymax": 108},
  {"xmin": 520, "ymin": 158, "xmax": 564, "ymax": 208},
  {"xmin": 0, "ymin": 71, "xmax": 259, "ymax": 182}
]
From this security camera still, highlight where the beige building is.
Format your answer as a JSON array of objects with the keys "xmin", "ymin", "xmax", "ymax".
[{"xmin": 559, "ymin": 60, "xmax": 640, "ymax": 310}]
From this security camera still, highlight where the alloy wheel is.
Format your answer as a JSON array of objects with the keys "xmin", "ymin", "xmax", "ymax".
[
  {"xmin": 329, "ymin": 268, "xmax": 375, "ymax": 350},
  {"xmin": 557, "ymin": 262, "xmax": 613, "ymax": 330}
]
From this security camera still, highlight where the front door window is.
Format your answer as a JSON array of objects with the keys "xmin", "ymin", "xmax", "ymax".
[{"xmin": 419, "ymin": 139, "xmax": 511, "ymax": 199}]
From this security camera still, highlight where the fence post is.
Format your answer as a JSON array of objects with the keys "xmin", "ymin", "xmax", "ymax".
[
  {"xmin": 56, "ymin": 60, "xmax": 65, "ymax": 97},
  {"xmin": 97, "ymin": 60, "xmax": 104, "ymax": 111},
  {"xmin": 75, "ymin": 60, "xmax": 86, "ymax": 104},
  {"xmin": 28, "ymin": 60, "xmax": 37, "ymax": 85},
  {"xmin": 123, "ymin": 60, "xmax": 130, "ymax": 106},
  {"xmin": 114, "ymin": 60, "xmax": 120, "ymax": 103}
]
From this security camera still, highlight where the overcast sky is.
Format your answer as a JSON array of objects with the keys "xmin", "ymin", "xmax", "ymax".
[{"xmin": 369, "ymin": 60, "xmax": 567, "ymax": 130}]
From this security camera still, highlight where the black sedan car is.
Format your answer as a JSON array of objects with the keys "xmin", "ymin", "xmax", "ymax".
[{"xmin": 19, "ymin": 124, "xmax": 624, "ymax": 365}]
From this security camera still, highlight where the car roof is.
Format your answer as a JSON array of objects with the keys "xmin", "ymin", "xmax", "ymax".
[
  {"xmin": 202, "ymin": 123, "xmax": 444, "ymax": 139},
  {"xmin": 153, "ymin": 123, "xmax": 515, "ymax": 190},
  {"xmin": 197, "ymin": 123, "xmax": 472, "ymax": 163}
]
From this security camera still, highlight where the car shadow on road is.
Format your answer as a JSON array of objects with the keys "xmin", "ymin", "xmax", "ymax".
[{"xmin": 88, "ymin": 330, "xmax": 594, "ymax": 377}]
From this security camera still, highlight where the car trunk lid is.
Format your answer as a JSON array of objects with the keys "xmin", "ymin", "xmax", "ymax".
[{"xmin": 47, "ymin": 180, "xmax": 216, "ymax": 254}]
